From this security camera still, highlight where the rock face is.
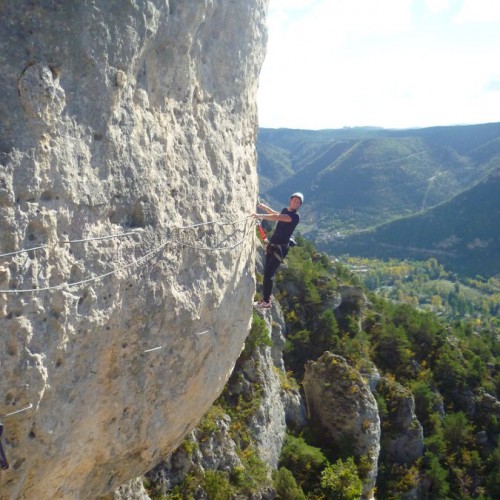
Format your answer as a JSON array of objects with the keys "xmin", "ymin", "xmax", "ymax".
[
  {"xmin": 0, "ymin": 1, "xmax": 267, "ymax": 498},
  {"xmin": 377, "ymin": 378, "xmax": 424, "ymax": 466},
  {"xmin": 335, "ymin": 285, "xmax": 367, "ymax": 332},
  {"xmin": 237, "ymin": 318, "xmax": 287, "ymax": 470},
  {"xmin": 303, "ymin": 352, "xmax": 380, "ymax": 499},
  {"xmin": 140, "ymin": 303, "xmax": 304, "ymax": 498},
  {"xmin": 144, "ymin": 412, "xmax": 243, "ymax": 498}
]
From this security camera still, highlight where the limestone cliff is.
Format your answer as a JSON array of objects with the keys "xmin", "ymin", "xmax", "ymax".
[
  {"xmin": 136, "ymin": 304, "xmax": 304, "ymax": 498},
  {"xmin": 303, "ymin": 352, "xmax": 381, "ymax": 499},
  {"xmin": 377, "ymin": 378, "xmax": 424, "ymax": 467},
  {"xmin": 0, "ymin": 1, "xmax": 268, "ymax": 498}
]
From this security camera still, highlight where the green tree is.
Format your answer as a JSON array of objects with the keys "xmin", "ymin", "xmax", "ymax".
[
  {"xmin": 274, "ymin": 467, "xmax": 306, "ymax": 500},
  {"xmin": 310, "ymin": 309, "xmax": 340, "ymax": 359},
  {"xmin": 279, "ymin": 434, "xmax": 327, "ymax": 493},
  {"xmin": 320, "ymin": 457, "xmax": 363, "ymax": 500},
  {"xmin": 245, "ymin": 313, "xmax": 272, "ymax": 352},
  {"xmin": 485, "ymin": 442, "xmax": 500, "ymax": 497},
  {"xmin": 424, "ymin": 257, "xmax": 443, "ymax": 279},
  {"xmin": 411, "ymin": 381, "xmax": 442, "ymax": 434},
  {"xmin": 203, "ymin": 470, "xmax": 233, "ymax": 500},
  {"xmin": 372, "ymin": 323, "xmax": 414, "ymax": 379},
  {"xmin": 432, "ymin": 346, "xmax": 467, "ymax": 409},
  {"xmin": 423, "ymin": 452, "xmax": 450, "ymax": 499},
  {"xmin": 442, "ymin": 411, "xmax": 474, "ymax": 452}
]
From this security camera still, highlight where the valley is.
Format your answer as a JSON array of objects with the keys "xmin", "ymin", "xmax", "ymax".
[{"xmin": 258, "ymin": 123, "xmax": 500, "ymax": 278}]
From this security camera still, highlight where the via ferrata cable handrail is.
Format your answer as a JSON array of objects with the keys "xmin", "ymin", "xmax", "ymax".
[
  {"xmin": 0, "ymin": 403, "xmax": 33, "ymax": 418},
  {"xmin": 0, "ymin": 239, "xmax": 167, "ymax": 294},
  {"xmin": 0, "ymin": 216, "xmax": 252, "ymax": 261},
  {"xmin": 172, "ymin": 217, "xmax": 253, "ymax": 252},
  {"xmin": 59, "ymin": 230, "xmax": 143, "ymax": 245},
  {"xmin": 0, "ymin": 229, "xmax": 143, "ymax": 260},
  {"xmin": 0, "ymin": 214, "xmax": 254, "ymax": 294},
  {"xmin": 173, "ymin": 215, "xmax": 252, "ymax": 231},
  {"xmin": 0, "ymin": 244, "xmax": 48, "ymax": 259}
]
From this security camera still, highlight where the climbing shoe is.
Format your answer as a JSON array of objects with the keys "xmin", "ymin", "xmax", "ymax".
[{"xmin": 254, "ymin": 299, "xmax": 272, "ymax": 309}]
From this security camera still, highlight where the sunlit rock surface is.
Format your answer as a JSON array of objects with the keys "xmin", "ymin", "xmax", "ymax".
[
  {"xmin": 303, "ymin": 351, "xmax": 380, "ymax": 500},
  {"xmin": 135, "ymin": 302, "xmax": 302, "ymax": 499},
  {"xmin": 0, "ymin": 0, "xmax": 268, "ymax": 497}
]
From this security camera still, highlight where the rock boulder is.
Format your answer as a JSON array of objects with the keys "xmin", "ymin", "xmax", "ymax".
[{"xmin": 303, "ymin": 351, "xmax": 380, "ymax": 499}]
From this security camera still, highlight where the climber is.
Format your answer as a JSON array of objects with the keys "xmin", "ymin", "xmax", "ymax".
[{"xmin": 252, "ymin": 193, "xmax": 303, "ymax": 309}]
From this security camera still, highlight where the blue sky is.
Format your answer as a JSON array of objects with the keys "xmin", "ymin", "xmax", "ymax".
[{"xmin": 257, "ymin": 0, "xmax": 500, "ymax": 130}]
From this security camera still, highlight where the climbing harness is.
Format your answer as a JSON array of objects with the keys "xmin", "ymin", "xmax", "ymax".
[
  {"xmin": 267, "ymin": 243, "xmax": 288, "ymax": 263},
  {"xmin": 255, "ymin": 196, "xmax": 298, "ymax": 261}
]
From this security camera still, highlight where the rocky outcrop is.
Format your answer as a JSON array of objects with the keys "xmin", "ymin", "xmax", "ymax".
[
  {"xmin": 473, "ymin": 390, "xmax": 500, "ymax": 454},
  {"xmin": 303, "ymin": 351, "xmax": 380, "ymax": 499},
  {"xmin": 269, "ymin": 305, "xmax": 307, "ymax": 432},
  {"xmin": 139, "ymin": 302, "xmax": 304, "ymax": 498},
  {"xmin": 377, "ymin": 378, "xmax": 424, "ymax": 466},
  {"xmin": 143, "ymin": 412, "xmax": 243, "ymax": 498},
  {"xmin": 232, "ymin": 310, "xmax": 289, "ymax": 470},
  {"xmin": 106, "ymin": 478, "xmax": 150, "ymax": 500},
  {"xmin": 335, "ymin": 285, "xmax": 367, "ymax": 332},
  {"xmin": 0, "ymin": 1, "xmax": 267, "ymax": 498}
]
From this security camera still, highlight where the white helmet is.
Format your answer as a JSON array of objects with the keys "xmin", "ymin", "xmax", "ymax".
[{"xmin": 290, "ymin": 192, "xmax": 304, "ymax": 203}]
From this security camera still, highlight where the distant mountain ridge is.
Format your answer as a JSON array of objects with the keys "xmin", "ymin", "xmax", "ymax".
[
  {"xmin": 324, "ymin": 168, "xmax": 500, "ymax": 277},
  {"xmin": 257, "ymin": 123, "xmax": 500, "ymax": 276}
]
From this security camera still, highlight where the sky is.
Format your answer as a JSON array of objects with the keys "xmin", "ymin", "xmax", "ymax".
[{"xmin": 257, "ymin": 0, "xmax": 500, "ymax": 130}]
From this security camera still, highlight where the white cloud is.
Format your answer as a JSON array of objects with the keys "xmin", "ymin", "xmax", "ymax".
[
  {"xmin": 485, "ymin": 79, "xmax": 500, "ymax": 92},
  {"xmin": 424, "ymin": 0, "xmax": 451, "ymax": 15},
  {"xmin": 453, "ymin": 0, "xmax": 500, "ymax": 24},
  {"xmin": 258, "ymin": 0, "xmax": 500, "ymax": 129}
]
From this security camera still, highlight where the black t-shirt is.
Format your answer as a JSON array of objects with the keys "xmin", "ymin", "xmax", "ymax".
[{"xmin": 270, "ymin": 208, "xmax": 300, "ymax": 245}]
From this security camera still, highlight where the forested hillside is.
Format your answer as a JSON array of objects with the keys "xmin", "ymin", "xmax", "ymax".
[
  {"xmin": 276, "ymin": 238, "xmax": 500, "ymax": 498},
  {"xmin": 257, "ymin": 123, "xmax": 500, "ymax": 277},
  {"xmin": 324, "ymin": 168, "xmax": 500, "ymax": 277}
]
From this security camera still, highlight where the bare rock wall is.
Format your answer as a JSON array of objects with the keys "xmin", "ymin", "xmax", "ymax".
[
  {"xmin": 303, "ymin": 352, "xmax": 380, "ymax": 499},
  {"xmin": 0, "ymin": 0, "xmax": 268, "ymax": 498}
]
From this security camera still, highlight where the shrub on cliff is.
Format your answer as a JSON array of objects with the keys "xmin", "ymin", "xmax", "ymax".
[
  {"xmin": 320, "ymin": 457, "xmax": 363, "ymax": 500},
  {"xmin": 274, "ymin": 467, "xmax": 306, "ymax": 500}
]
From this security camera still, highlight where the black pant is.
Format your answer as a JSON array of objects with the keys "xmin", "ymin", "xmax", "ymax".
[{"xmin": 263, "ymin": 245, "xmax": 288, "ymax": 302}]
